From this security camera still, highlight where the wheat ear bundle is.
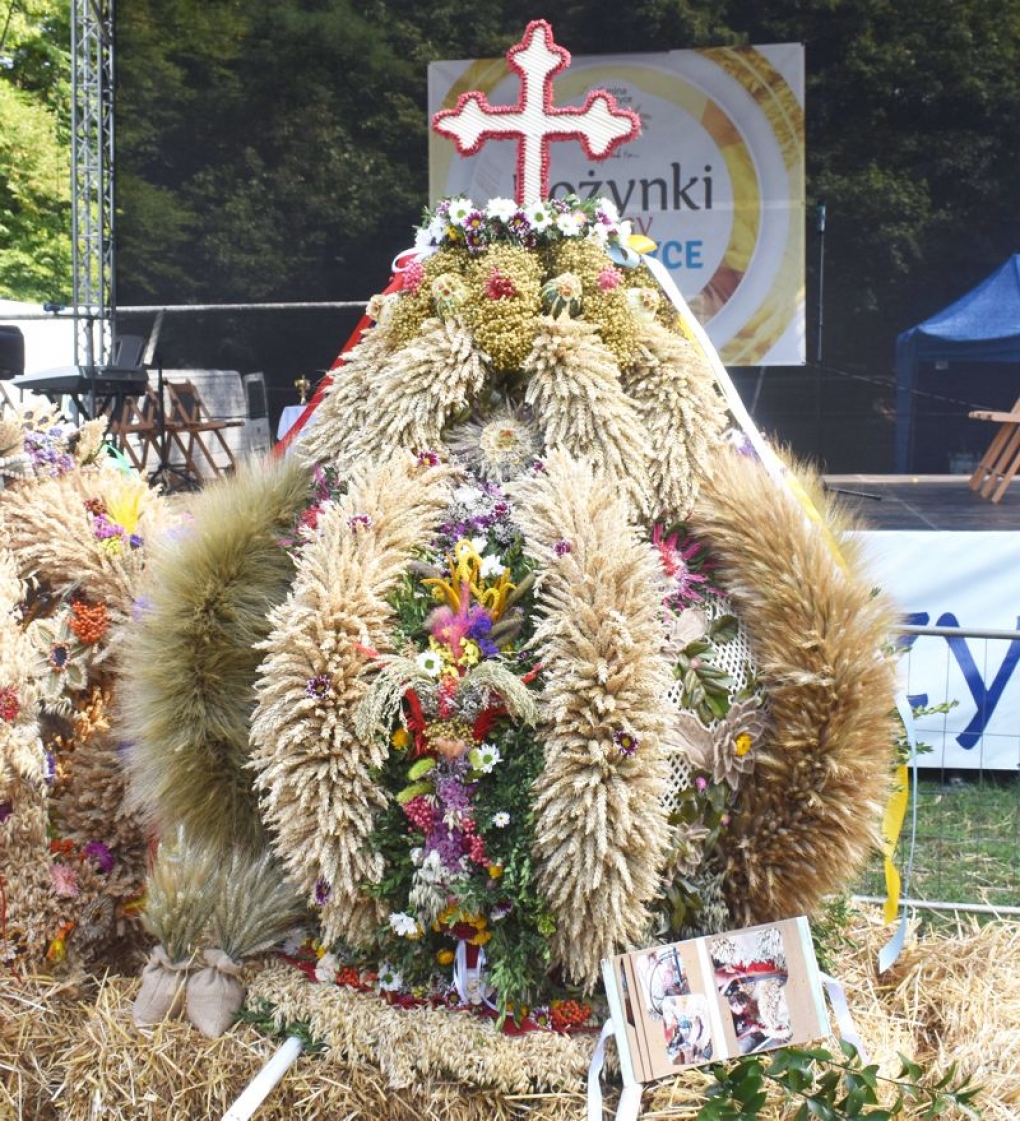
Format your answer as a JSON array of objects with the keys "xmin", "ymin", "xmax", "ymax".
[
  {"xmin": 249, "ymin": 455, "xmax": 454, "ymax": 945},
  {"xmin": 119, "ymin": 457, "xmax": 313, "ymax": 853},
  {"xmin": 509, "ymin": 450, "xmax": 674, "ymax": 985},
  {"xmin": 689, "ymin": 446, "xmax": 899, "ymax": 922}
]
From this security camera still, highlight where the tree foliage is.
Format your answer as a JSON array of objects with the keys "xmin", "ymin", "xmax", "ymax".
[
  {"xmin": 7, "ymin": 1, "xmax": 1020, "ymax": 459},
  {"xmin": 0, "ymin": 0, "xmax": 71, "ymax": 302}
]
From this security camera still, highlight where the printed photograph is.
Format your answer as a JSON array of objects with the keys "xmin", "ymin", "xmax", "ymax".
[
  {"xmin": 709, "ymin": 926, "xmax": 794, "ymax": 1054},
  {"xmin": 634, "ymin": 946, "xmax": 714, "ymax": 1064}
]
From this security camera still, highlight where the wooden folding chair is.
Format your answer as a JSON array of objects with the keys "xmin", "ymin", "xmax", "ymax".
[
  {"xmin": 968, "ymin": 395, "xmax": 1020, "ymax": 502},
  {"xmin": 108, "ymin": 390, "xmax": 160, "ymax": 472},
  {"xmin": 164, "ymin": 379, "xmax": 243, "ymax": 479}
]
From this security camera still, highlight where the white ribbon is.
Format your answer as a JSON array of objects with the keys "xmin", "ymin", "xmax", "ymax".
[
  {"xmin": 820, "ymin": 973, "xmax": 869, "ymax": 1066},
  {"xmin": 452, "ymin": 939, "xmax": 490, "ymax": 1006},
  {"xmin": 587, "ymin": 1019, "xmax": 644, "ymax": 1121},
  {"xmin": 391, "ymin": 244, "xmax": 438, "ymax": 274}
]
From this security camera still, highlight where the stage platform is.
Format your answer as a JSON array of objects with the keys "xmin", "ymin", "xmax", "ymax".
[{"xmin": 823, "ymin": 475, "xmax": 1020, "ymax": 531}]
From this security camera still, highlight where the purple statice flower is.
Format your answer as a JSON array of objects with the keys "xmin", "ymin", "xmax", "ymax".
[
  {"xmin": 532, "ymin": 459, "xmax": 545, "ymax": 472},
  {"xmin": 347, "ymin": 513, "xmax": 372, "ymax": 532},
  {"xmin": 131, "ymin": 595, "xmax": 153, "ymax": 621},
  {"xmin": 553, "ymin": 539, "xmax": 572, "ymax": 557},
  {"xmin": 84, "ymin": 841, "xmax": 114, "ymax": 873},
  {"xmin": 436, "ymin": 773, "xmax": 473, "ymax": 817},
  {"xmin": 425, "ymin": 822, "xmax": 466, "ymax": 870},
  {"xmin": 314, "ymin": 879, "xmax": 331, "ymax": 905},
  {"xmin": 128, "ymin": 533, "xmax": 143, "ymax": 549},
  {"xmin": 92, "ymin": 513, "xmax": 124, "ymax": 541},
  {"xmin": 491, "ymin": 500, "xmax": 510, "ymax": 520}
]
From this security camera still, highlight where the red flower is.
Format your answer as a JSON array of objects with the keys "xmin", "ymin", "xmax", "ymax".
[
  {"xmin": 485, "ymin": 270, "xmax": 518, "ymax": 300},
  {"xmin": 0, "ymin": 686, "xmax": 19, "ymax": 722}
]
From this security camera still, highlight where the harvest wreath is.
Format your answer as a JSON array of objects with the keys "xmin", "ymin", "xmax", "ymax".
[{"xmin": 112, "ymin": 17, "xmax": 903, "ymax": 1116}]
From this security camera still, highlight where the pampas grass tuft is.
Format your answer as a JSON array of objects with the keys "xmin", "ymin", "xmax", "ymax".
[{"xmin": 119, "ymin": 457, "xmax": 313, "ymax": 853}]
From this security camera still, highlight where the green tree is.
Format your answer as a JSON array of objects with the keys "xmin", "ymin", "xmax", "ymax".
[{"xmin": 0, "ymin": 0, "xmax": 71, "ymax": 302}]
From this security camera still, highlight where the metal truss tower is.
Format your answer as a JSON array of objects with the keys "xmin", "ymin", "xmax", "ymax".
[{"xmin": 70, "ymin": 0, "xmax": 115, "ymax": 367}]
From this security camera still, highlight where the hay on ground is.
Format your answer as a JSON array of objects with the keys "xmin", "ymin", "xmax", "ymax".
[{"xmin": 0, "ymin": 906, "xmax": 1014, "ymax": 1120}]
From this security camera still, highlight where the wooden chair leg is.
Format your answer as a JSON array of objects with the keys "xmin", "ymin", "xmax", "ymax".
[{"xmin": 970, "ymin": 423, "xmax": 1014, "ymax": 490}]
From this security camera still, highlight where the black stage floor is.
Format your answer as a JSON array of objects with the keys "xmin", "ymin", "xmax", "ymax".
[{"xmin": 822, "ymin": 475, "xmax": 1020, "ymax": 531}]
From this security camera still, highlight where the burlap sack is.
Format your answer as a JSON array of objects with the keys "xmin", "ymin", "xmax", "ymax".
[
  {"xmin": 132, "ymin": 944, "xmax": 191, "ymax": 1026},
  {"xmin": 185, "ymin": 947, "xmax": 245, "ymax": 1038}
]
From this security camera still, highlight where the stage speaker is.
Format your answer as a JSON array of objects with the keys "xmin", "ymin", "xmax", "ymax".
[{"xmin": 0, "ymin": 326, "xmax": 25, "ymax": 380}]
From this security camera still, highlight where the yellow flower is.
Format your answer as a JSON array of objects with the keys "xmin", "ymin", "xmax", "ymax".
[
  {"xmin": 391, "ymin": 727, "xmax": 410, "ymax": 750},
  {"xmin": 488, "ymin": 864, "xmax": 503, "ymax": 879},
  {"xmin": 436, "ymin": 948, "xmax": 455, "ymax": 966},
  {"xmin": 458, "ymin": 639, "xmax": 480, "ymax": 667},
  {"xmin": 99, "ymin": 470, "xmax": 146, "ymax": 534},
  {"xmin": 734, "ymin": 732, "xmax": 753, "ymax": 757}
]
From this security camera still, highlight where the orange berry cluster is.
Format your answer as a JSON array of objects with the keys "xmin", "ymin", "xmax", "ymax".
[
  {"xmin": 69, "ymin": 599, "xmax": 109, "ymax": 645},
  {"xmin": 550, "ymin": 999, "xmax": 591, "ymax": 1032}
]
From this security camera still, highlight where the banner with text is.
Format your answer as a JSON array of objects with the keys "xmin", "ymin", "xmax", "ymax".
[
  {"xmin": 859, "ymin": 530, "xmax": 1020, "ymax": 771},
  {"xmin": 428, "ymin": 44, "xmax": 805, "ymax": 366}
]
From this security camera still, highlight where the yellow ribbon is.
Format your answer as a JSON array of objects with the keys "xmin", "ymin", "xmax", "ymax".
[{"xmin": 881, "ymin": 763, "xmax": 910, "ymax": 923}]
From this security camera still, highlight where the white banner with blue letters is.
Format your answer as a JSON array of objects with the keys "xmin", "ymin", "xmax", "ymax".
[{"xmin": 859, "ymin": 531, "xmax": 1020, "ymax": 771}]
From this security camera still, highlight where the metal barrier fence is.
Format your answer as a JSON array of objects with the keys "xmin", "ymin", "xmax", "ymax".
[{"xmin": 853, "ymin": 623, "xmax": 1020, "ymax": 917}]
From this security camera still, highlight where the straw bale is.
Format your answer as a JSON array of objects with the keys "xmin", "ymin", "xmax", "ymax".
[
  {"xmin": 1, "ymin": 907, "xmax": 1014, "ymax": 1120},
  {"xmin": 885, "ymin": 915, "xmax": 1020, "ymax": 1120}
]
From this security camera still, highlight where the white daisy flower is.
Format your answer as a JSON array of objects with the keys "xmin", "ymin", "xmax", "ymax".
[
  {"xmin": 416, "ymin": 649, "xmax": 443, "ymax": 677},
  {"xmin": 479, "ymin": 554, "xmax": 505, "ymax": 578},
  {"xmin": 447, "ymin": 197, "xmax": 475, "ymax": 227},
  {"xmin": 526, "ymin": 202, "xmax": 552, "ymax": 230},
  {"xmin": 378, "ymin": 963, "xmax": 404, "ymax": 992},
  {"xmin": 314, "ymin": 952, "xmax": 339, "ymax": 983},
  {"xmin": 486, "ymin": 197, "xmax": 518, "ymax": 221},
  {"xmin": 596, "ymin": 198, "xmax": 621, "ymax": 224},
  {"xmin": 492, "ymin": 811, "xmax": 511, "ymax": 828},
  {"xmin": 468, "ymin": 743, "xmax": 502, "ymax": 773},
  {"xmin": 428, "ymin": 215, "xmax": 449, "ymax": 243},
  {"xmin": 452, "ymin": 483, "xmax": 485, "ymax": 508},
  {"xmin": 388, "ymin": 911, "xmax": 421, "ymax": 938},
  {"xmin": 281, "ymin": 928, "xmax": 306, "ymax": 956},
  {"xmin": 555, "ymin": 212, "xmax": 583, "ymax": 237}
]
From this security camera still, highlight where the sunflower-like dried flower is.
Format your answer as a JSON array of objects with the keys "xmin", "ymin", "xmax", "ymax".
[
  {"xmin": 675, "ymin": 694, "xmax": 769, "ymax": 791},
  {"xmin": 445, "ymin": 404, "xmax": 541, "ymax": 483}
]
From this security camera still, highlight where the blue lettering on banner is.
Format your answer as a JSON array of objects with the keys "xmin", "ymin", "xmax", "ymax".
[
  {"xmin": 937, "ymin": 612, "xmax": 1020, "ymax": 750},
  {"xmin": 897, "ymin": 612, "xmax": 1020, "ymax": 750},
  {"xmin": 649, "ymin": 240, "xmax": 704, "ymax": 269},
  {"xmin": 899, "ymin": 612, "xmax": 930, "ymax": 711}
]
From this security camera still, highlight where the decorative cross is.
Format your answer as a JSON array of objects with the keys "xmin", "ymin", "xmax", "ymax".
[{"xmin": 432, "ymin": 20, "xmax": 641, "ymax": 205}]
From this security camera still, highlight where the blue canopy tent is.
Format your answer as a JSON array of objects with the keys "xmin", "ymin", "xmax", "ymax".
[{"xmin": 895, "ymin": 255, "xmax": 1020, "ymax": 472}]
